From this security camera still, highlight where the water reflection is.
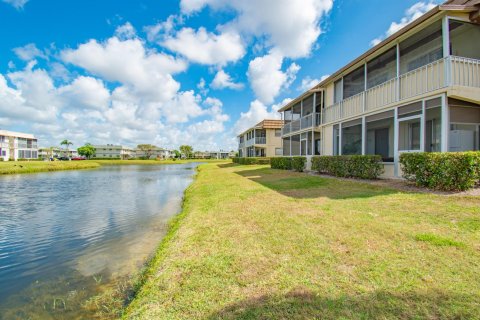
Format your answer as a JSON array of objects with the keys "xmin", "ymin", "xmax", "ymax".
[{"xmin": 0, "ymin": 164, "xmax": 197, "ymax": 319}]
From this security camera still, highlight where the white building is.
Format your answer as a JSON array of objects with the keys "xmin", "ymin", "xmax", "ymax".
[
  {"xmin": 0, "ymin": 130, "xmax": 38, "ymax": 161},
  {"xmin": 92, "ymin": 145, "xmax": 135, "ymax": 159},
  {"xmin": 135, "ymin": 147, "xmax": 171, "ymax": 159}
]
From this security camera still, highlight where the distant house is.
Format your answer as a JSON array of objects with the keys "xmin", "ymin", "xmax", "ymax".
[
  {"xmin": 135, "ymin": 147, "xmax": 171, "ymax": 159},
  {"xmin": 193, "ymin": 150, "xmax": 235, "ymax": 159},
  {"xmin": 0, "ymin": 130, "xmax": 38, "ymax": 161},
  {"xmin": 237, "ymin": 120, "xmax": 284, "ymax": 157},
  {"xmin": 38, "ymin": 147, "xmax": 78, "ymax": 159},
  {"xmin": 92, "ymin": 145, "xmax": 135, "ymax": 159}
]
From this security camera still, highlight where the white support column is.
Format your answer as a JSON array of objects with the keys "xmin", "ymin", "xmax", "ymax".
[
  {"xmin": 361, "ymin": 116, "xmax": 366, "ymax": 155},
  {"xmin": 363, "ymin": 62, "xmax": 367, "ymax": 112},
  {"xmin": 312, "ymin": 93, "xmax": 316, "ymax": 156},
  {"xmin": 442, "ymin": 15, "xmax": 451, "ymax": 86},
  {"xmin": 441, "ymin": 93, "xmax": 449, "ymax": 152},
  {"xmin": 338, "ymin": 122, "xmax": 343, "ymax": 156},
  {"xmin": 420, "ymin": 100, "xmax": 426, "ymax": 152},
  {"xmin": 289, "ymin": 136, "xmax": 292, "ymax": 156},
  {"xmin": 394, "ymin": 108, "xmax": 399, "ymax": 177},
  {"xmin": 396, "ymin": 43, "xmax": 400, "ymax": 102}
]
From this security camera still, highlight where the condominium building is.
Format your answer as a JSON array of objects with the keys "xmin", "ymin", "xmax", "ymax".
[
  {"xmin": 38, "ymin": 148, "xmax": 78, "ymax": 159},
  {"xmin": 135, "ymin": 147, "xmax": 171, "ymax": 159},
  {"xmin": 194, "ymin": 150, "xmax": 236, "ymax": 159},
  {"xmin": 92, "ymin": 145, "xmax": 135, "ymax": 159},
  {"xmin": 238, "ymin": 120, "xmax": 284, "ymax": 157},
  {"xmin": 279, "ymin": 0, "xmax": 480, "ymax": 177},
  {"xmin": 0, "ymin": 130, "xmax": 38, "ymax": 161}
]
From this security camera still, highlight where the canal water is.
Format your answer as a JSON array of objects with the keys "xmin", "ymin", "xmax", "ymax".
[{"xmin": 0, "ymin": 164, "xmax": 198, "ymax": 319}]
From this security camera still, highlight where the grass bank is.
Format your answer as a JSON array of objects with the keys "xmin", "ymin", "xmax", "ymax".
[
  {"xmin": 125, "ymin": 163, "xmax": 480, "ymax": 319},
  {"xmin": 0, "ymin": 161, "xmax": 100, "ymax": 175},
  {"xmin": 0, "ymin": 158, "xmax": 227, "ymax": 175}
]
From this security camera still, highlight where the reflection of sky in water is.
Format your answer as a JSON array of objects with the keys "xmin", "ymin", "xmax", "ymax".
[{"xmin": 0, "ymin": 164, "xmax": 197, "ymax": 306}]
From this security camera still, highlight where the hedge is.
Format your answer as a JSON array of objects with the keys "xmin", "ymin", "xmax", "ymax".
[
  {"xmin": 400, "ymin": 152, "xmax": 480, "ymax": 191},
  {"xmin": 311, "ymin": 155, "xmax": 383, "ymax": 179},
  {"xmin": 270, "ymin": 157, "xmax": 306, "ymax": 172},
  {"xmin": 232, "ymin": 157, "xmax": 270, "ymax": 165}
]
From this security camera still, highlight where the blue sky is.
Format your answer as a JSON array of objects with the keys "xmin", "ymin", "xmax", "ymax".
[{"xmin": 0, "ymin": 0, "xmax": 440, "ymax": 150}]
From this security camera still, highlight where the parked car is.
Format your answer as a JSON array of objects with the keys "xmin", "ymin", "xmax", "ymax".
[
  {"xmin": 72, "ymin": 157, "xmax": 86, "ymax": 160},
  {"xmin": 57, "ymin": 156, "xmax": 70, "ymax": 161}
]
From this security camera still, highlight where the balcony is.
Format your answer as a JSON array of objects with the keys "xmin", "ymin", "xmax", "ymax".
[
  {"xmin": 323, "ymin": 56, "xmax": 480, "ymax": 124},
  {"xmin": 255, "ymin": 137, "xmax": 266, "ymax": 145},
  {"xmin": 281, "ymin": 112, "xmax": 320, "ymax": 136},
  {"xmin": 238, "ymin": 142, "xmax": 245, "ymax": 149}
]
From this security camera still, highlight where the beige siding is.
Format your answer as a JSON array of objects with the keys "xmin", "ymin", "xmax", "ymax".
[
  {"xmin": 325, "ymin": 82, "xmax": 334, "ymax": 107},
  {"xmin": 322, "ymin": 125, "xmax": 334, "ymax": 156},
  {"xmin": 265, "ymin": 128, "xmax": 282, "ymax": 157}
]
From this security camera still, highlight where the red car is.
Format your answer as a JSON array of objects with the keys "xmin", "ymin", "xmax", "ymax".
[{"xmin": 71, "ymin": 156, "xmax": 86, "ymax": 160}]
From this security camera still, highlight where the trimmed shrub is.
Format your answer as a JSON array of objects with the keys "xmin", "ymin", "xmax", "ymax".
[
  {"xmin": 232, "ymin": 157, "xmax": 270, "ymax": 165},
  {"xmin": 400, "ymin": 152, "xmax": 480, "ymax": 191},
  {"xmin": 270, "ymin": 157, "xmax": 292, "ymax": 170},
  {"xmin": 311, "ymin": 155, "xmax": 383, "ymax": 179},
  {"xmin": 270, "ymin": 157, "xmax": 306, "ymax": 172}
]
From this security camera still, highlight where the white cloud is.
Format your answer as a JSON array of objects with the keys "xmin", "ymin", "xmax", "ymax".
[
  {"xmin": 115, "ymin": 22, "xmax": 136, "ymax": 40},
  {"xmin": 211, "ymin": 69, "xmax": 243, "ymax": 90},
  {"xmin": 2, "ymin": 0, "xmax": 28, "ymax": 9},
  {"xmin": 233, "ymin": 99, "xmax": 280, "ymax": 134},
  {"xmin": 370, "ymin": 1, "xmax": 438, "ymax": 46},
  {"xmin": 299, "ymin": 74, "xmax": 329, "ymax": 91},
  {"xmin": 13, "ymin": 43, "xmax": 46, "ymax": 61},
  {"xmin": 144, "ymin": 15, "xmax": 183, "ymax": 42},
  {"xmin": 247, "ymin": 50, "xmax": 300, "ymax": 105},
  {"xmin": 162, "ymin": 27, "xmax": 245, "ymax": 65},
  {"xmin": 180, "ymin": 0, "xmax": 333, "ymax": 58},
  {"xmin": 58, "ymin": 76, "xmax": 110, "ymax": 110},
  {"xmin": 61, "ymin": 37, "xmax": 187, "ymax": 103}
]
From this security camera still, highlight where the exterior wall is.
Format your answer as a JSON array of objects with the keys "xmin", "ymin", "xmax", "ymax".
[
  {"xmin": 264, "ymin": 128, "xmax": 282, "ymax": 157},
  {"xmin": 322, "ymin": 125, "xmax": 334, "ymax": 156},
  {"xmin": 325, "ymin": 82, "xmax": 335, "ymax": 107}
]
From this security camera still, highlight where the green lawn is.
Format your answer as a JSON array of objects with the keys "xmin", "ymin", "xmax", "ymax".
[
  {"xmin": 124, "ymin": 163, "xmax": 480, "ymax": 319},
  {"xmin": 0, "ymin": 160, "xmax": 100, "ymax": 174}
]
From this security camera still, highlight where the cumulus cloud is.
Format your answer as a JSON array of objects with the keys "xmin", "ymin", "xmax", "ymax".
[
  {"xmin": 247, "ymin": 50, "xmax": 300, "ymax": 105},
  {"xmin": 58, "ymin": 76, "xmax": 110, "ymax": 110},
  {"xmin": 13, "ymin": 43, "xmax": 46, "ymax": 61},
  {"xmin": 162, "ymin": 27, "xmax": 245, "ymax": 65},
  {"xmin": 115, "ymin": 22, "xmax": 136, "ymax": 40},
  {"xmin": 2, "ymin": 0, "xmax": 28, "ymax": 9},
  {"xmin": 298, "ymin": 74, "xmax": 329, "ymax": 91},
  {"xmin": 233, "ymin": 99, "xmax": 280, "ymax": 134},
  {"xmin": 180, "ymin": 0, "xmax": 333, "ymax": 58},
  {"xmin": 211, "ymin": 69, "xmax": 243, "ymax": 90},
  {"xmin": 370, "ymin": 1, "xmax": 438, "ymax": 46}
]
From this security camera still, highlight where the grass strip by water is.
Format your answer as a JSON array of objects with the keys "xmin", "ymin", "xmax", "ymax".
[
  {"xmin": 0, "ymin": 161, "xmax": 100, "ymax": 175},
  {"xmin": 123, "ymin": 163, "xmax": 480, "ymax": 319}
]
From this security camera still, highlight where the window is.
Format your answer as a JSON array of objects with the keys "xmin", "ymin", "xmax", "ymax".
[
  {"xmin": 302, "ymin": 95, "xmax": 313, "ymax": 116},
  {"xmin": 341, "ymin": 119, "xmax": 362, "ymax": 155},
  {"xmin": 367, "ymin": 47, "xmax": 396, "ymax": 89},
  {"xmin": 275, "ymin": 148, "xmax": 283, "ymax": 156},
  {"xmin": 366, "ymin": 110, "xmax": 394, "ymax": 162},
  {"xmin": 399, "ymin": 118, "xmax": 421, "ymax": 151},
  {"xmin": 275, "ymin": 129, "xmax": 281, "ymax": 137},
  {"xmin": 450, "ymin": 20, "xmax": 480, "ymax": 60},
  {"xmin": 343, "ymin": 66, "xmax": 365, "ymax": 99},
  {"xmin": 291, "ymin": 134, "xmax": 300, "ymax": 156},
  {"xmin": 400, "ymin": 20, "xmax": 442, "ymax": 74},
  {"xmin": 282, "ymin": 138, "xmax": 291, "ymax": 156},
  {"xmin": 333, "ymin": 124, "xmax": 340, "ymax": 155},
  {"xmin": 334, "ymin": 79, "xmax": 342, "ymax": 103}
]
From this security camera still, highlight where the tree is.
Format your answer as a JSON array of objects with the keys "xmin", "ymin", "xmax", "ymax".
[
  {"xmin": 179, "ymin": 145, "xmax": 193, "ymax": 158},
  {"xmin": 60, "ymin": 140, "xmax": 73, "ymax": 156},
  {"xmin": 77, "ymin": 143, "xmax": 96, "ymax": 159},
  {"xmin": 137, "ymin": 144, "xmax": 156, "ymax": 159},
  {"xmin": 172, "ymin": 150, "xmax": 181, "ymax": 159}
]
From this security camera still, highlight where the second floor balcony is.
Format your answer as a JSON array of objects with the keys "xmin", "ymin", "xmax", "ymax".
[
  {"xmin": 282, "ymin": 112, "xmax": 321, "ymax": 136},
  {"xmin": 323, "ymin": 56, "xmax": 480, "ymax": 124}
]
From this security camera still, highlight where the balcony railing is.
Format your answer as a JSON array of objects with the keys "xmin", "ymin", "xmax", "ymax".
[
  {"xmin": 255, "ymin": 137, "xmax": 266, "ymax": 145},
  {"xmin": 281, "ymin": 112, "xmax": 320, "ymax": 135},
  {"xmin": 322, "ymin": 56, "xmax": 480, "ymax": 124},
  {"xmin": 239, "ymin": 142, "xmax": 245, "ymax": 149}
]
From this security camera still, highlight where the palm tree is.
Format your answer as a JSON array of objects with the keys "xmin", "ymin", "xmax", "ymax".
[{"xmin": 60, "ymin": 140, "xmax": 73, "ymax": 157}]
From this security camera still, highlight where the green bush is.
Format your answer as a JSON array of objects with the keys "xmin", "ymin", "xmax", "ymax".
[
  {"xmin": 311, "ymin": 155, "xmax": 383, "ymax": 179},
  {"xmin": 270, "ymin": 157, "xmax": 306, "ymax": 172},
  {"xmin": 400, "ymin": 152, "xmax": 480, "ymax": 191},
  {"xmin": 270, "ymin": 157, "xmax": 292, "ymax": 170},
  {"xmin": 232, "ymin": 157, "xmax": 270, "ymax": 165}
]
